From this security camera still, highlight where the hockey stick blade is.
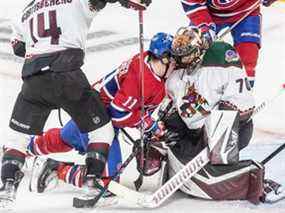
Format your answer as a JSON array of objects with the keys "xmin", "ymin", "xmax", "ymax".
[
  {"xmin": 73, "ymin": 134, "xmax": 140, "ymax": 208},
  {"xmin": 73, "ymin": 196, "xmax": 118, "ymax": 208},
  {"xmin": 73, "ymin": 197, "xmax": 97, "ymax": 208},
  {"xmin": 107, "ymin": 148, "xmax": 210, "ymax": 208}
]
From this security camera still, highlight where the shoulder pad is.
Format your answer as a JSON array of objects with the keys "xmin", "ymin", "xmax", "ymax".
[{"xmin": 202, "ymin": 41, "xmax": 242, "ymax": 68}]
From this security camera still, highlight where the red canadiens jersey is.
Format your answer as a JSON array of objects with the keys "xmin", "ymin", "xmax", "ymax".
[
  {"xmin": 97, "ymin": 52, "xmax": 166, "ymax": 128},
  {"xmin": 181, "ymin": 0, "xmax": 260, "ymax": 27}
]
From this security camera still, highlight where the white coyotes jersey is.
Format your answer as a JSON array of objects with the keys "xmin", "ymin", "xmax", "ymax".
[
  {"xmin": 11, "ymin": 0, "xmax": 98, "ymax": 55},
  {"xmin": 166, "ymin": 66, "xmax": 255, "ymax": 129}
]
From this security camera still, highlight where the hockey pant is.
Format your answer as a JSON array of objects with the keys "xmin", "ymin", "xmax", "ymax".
[{"xmin": 27, "ymin": 119, "xmax": 122, "ymax": 187}]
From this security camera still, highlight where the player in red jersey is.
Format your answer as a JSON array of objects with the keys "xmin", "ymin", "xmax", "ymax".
[
  {"xmin": 27, "ymin": 32, "xmax": 175, "ymax": 195},
  {"xmin": 180, "ymin": 0, "xmax": 278, "ymax": 87}
]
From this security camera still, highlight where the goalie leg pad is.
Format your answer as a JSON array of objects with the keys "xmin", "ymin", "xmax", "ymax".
[
  {"xmin": 205, "ymin": 110, "xmax": 240, "ymax": 164},
  {"xmin": 168, "ymin": 152, "xmax": 264, "ymax": 204}
]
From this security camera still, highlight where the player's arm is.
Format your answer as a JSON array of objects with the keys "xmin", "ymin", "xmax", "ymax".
[
  {"xmin": 10, "ymin": 19, "xmax": 26, "ymax": 58},
  {"xmin": 109, "ymin": 66, "xmax": 148, "ymax": 128},
  {"xmin": 181, "ymin": 0, "xmax": 216, "ymax": 45}
]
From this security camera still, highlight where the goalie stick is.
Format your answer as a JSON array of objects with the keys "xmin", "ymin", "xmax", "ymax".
[
  {"xmin": 251, "ymin": 83, "xmax": 285, "ymax": 118},
  {"xmin": 261, "ymin": 143, "xmax": 285, "ymax": 165}
]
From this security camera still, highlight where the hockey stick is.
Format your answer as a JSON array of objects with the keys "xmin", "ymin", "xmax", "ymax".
[
  {"xmin": 73, "ymin": 129, "xmax": 141, "ymax": 208},
  {"xmin": 251, "ymin": 83, "xmax": 285, "ymax": 118},
  {"xmin": 107, "ymin": 140, "xmax": 210, "ymax": 207},
  {"xmin": 216, "ymin": 0, "xmax": 261, "ymax": 40},
  {"xmin": 134, "ymin": 8, "xmax": 146, "ymax": 191},
  {"xmin": 262, "ymin": 143, "xmax": 285, "ymax": 165}
]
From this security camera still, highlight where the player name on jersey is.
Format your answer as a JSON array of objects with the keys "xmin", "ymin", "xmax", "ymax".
[{"xmin": 22, "ymin": 0, "xmax": 73, "ymax": 22}]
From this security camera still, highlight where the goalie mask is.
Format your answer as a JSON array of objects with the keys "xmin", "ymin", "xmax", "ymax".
[{"xmin": 171, "ymin": 26, "xmax": 206, "ymax": 72}]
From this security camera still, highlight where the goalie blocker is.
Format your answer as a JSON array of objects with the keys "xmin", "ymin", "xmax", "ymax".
[{"xmin": 165, "ymin": 110, "xmax": 264, "ymax": 204}]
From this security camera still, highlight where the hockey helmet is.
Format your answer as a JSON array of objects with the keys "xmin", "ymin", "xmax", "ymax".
[
  {"xmin": 171, "ymin": 26, "xmax": 205, "ymax": 71},
  {"xmin": 149, "ymin": 32, "xmax": 174, "ymax": 64}
]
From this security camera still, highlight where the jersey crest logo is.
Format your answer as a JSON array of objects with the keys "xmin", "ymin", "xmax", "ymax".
[
  {"xmin": 225, "ymin": 49, "xmax": 239, "ymax": 63},
  {"xmin": 180, "ymin": 83, "xmax": 210, "ymax": 118},
  {"xmin": 212, "ymin": 0, "xmax": 238, "ymax": 8}
]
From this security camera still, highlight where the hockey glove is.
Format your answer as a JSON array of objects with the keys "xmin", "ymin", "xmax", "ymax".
[
  {"xmin": 201, "ymin": 30, "xmax": 215, "ymax": 49},
  {"xmin": 11, "ymin": 39, "xmax": 26, "ymax": 58},
  {"xmin": 89, "ymin": 0, "xmax": 107, "ymax": 11},
  {"xmin": 198, "ymin": 24, "xmax": 216, "ymax": 50},
  {"xmin": 141, "ymin": 0, "xmax": 152, "ymax": 6},
  {"xmin": 106, "ymin": 0, "xmax": 119, "ymax": 3},
  {"xmin": 119, "ymin": 0, "xmax": 151, "ymax": 9},
  {"xmin": 144, "ymin": 116, "xmax": 166, "ymax": 142},
  {"xmin": 262, "ymin": 0, "xmax": 278, "ymax": 7},
  {"xmin": 163, "ymin": 130, "xmax": 180, "ymax": 146}
]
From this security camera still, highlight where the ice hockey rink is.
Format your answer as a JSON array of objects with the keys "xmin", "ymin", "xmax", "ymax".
[{"xmin": 0, "ymin": 0, "xmax": 285, "ymax": 212}]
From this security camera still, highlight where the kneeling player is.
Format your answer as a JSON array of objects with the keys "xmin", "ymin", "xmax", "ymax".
[{"xmin": 27, "ymin": 32, "xmax": 175, "ymax": 195}]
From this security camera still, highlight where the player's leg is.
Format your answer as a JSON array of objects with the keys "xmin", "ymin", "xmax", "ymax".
[
  {"xmin": 28, "ymin": 118, "xmax": 92, "ymax": 156},
  {"xmin": 60, "ymin": 70, "xmax": 115, "ymax": 195},
  {"xmin": 231, "ymin": 15, "xmax": 261, "ymax": 88},
  {"xmin": 27, "ymin": 127, "xmax": 73, "ymax": 155},
  {"xmin": 0, "ymin": 91, "xmax": 51, "ymax": 208},
  {"xmin": 29, "ymin": 132, "xmax": 122, "ymax": 193}
]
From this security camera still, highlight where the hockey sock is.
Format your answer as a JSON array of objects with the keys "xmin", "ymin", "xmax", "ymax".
[
  {"xmin": 56, "ymin": 163, "xmax": 113, "ymax": 188},
  {"xmin": 85, "ymin": 143, "xmax": 109, "ymax": 177},
  {"xmin": 57, "ymin": 164, "xmax": 85, "ymax": 188},
  {"xmin": 235, "ymin": 42, "xmax": 259, "ymax": 87},
  {"xmin": 28, "ymin": 128, "xmax": 73, "ymax": 155}
]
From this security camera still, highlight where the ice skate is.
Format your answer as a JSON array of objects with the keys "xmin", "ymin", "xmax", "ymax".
[
  {"xmin": 261, "ymin": 179, "xmax": 285, "ymax": 203},
  {"xmin": 29, "ymin": 157, "xmax": 59, "ymax": 193}
]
